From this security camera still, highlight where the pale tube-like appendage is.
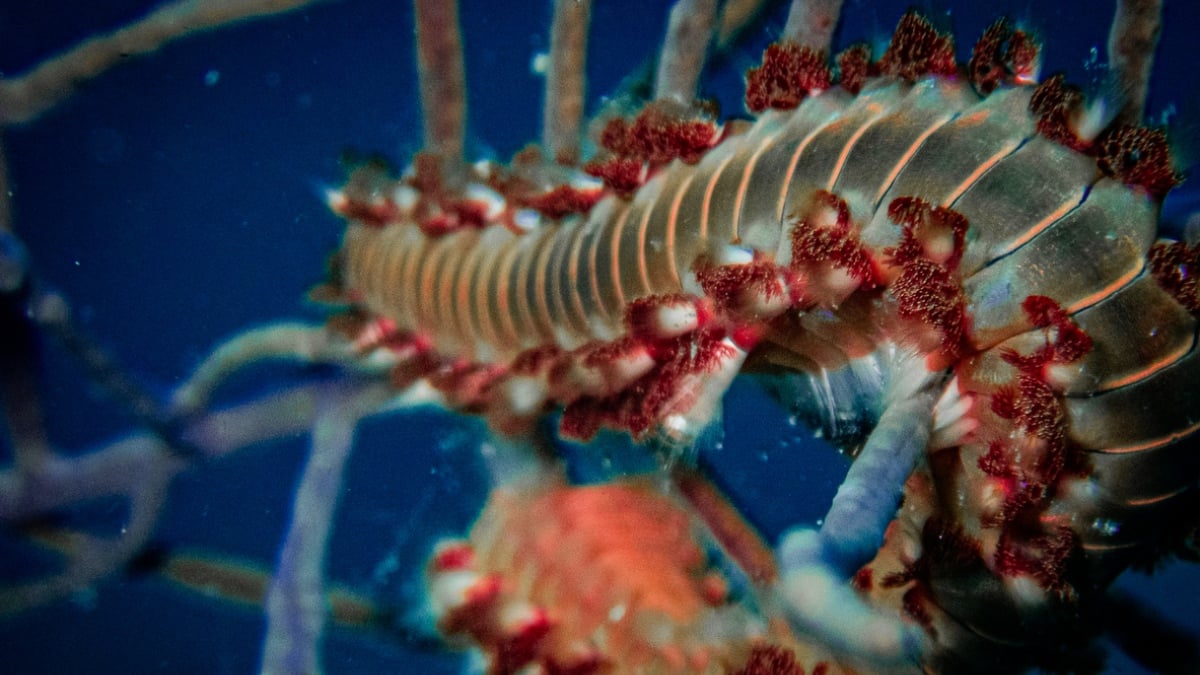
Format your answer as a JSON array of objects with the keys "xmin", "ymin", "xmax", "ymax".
[
  {"xmin": 172, "ymin": 323, "xmax": 365, "ymax": 416},
  {"xmin": 259, "ymin": 382, "xmax": 389, "ymax": 675},
  {"xmin": 1107, "ymin": 0, "xmax": 1163, "ymax": 127},
  {"xmin": 414, "ymin": 0, "xmax": 467, "ymax": 172},
  {"xmin": 783, "ymin": 0, "xmax": 845, "ymax": 53},
  {"xmin": 654, "ymin": 0, "xmax": 719, "ymax": 104},
  {"xmin": 775, "ymin": 368, "xmax": 937, "ymax": 667},
  {"xmin": 0, "ymin": 0, "xmax": 329, "ymax": 126},
  {"xmin": 541, "ymin": 0, "xmax": 591, "ymax": 166}
]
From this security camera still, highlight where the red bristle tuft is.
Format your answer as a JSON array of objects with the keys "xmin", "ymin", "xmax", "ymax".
[
  {"xmin": 1095, "ymin": 125, "xmax": 1181, "ymax": 198},
  {"xmin": 493, "ymin": 609, "xmax": 553, "ymax": 674},
  {"xmin": 789, "ymin": 190, "xmax": 880, "ymax": 291},
  {"xmin": 1029, "ymin": 74, "xmax": 1091, "ymax": 152},
  {"xmin": 509, "ymin": 345, "xmax": 564, "ymax": 375},
  {"xmin": 886, "ymin": 196, "xmax": 968, "ymax": 270},
  {"xmin": 889, "ymin": 258, "xmax": 969, "ymax": 361},
  {"xmin": 852, "ymin": 566, "xmax": 874, "ymax": 591},
  {"xmin": 1000, "ymin": 295, "xmax": 1093, "ymax": 371},
  {"xmin": 519, "ymin": 184, "xmax": 604, "ymax": 219},
  {"xmin": 583, "ymin": 156, "xmax": 645, "ymax": 194},
  {"xmin": 1148, "ymin": 241, "xmax": 1200, "ymax": 314},
  {"xmin": 835, "ymin": 43, "xmax": 874, "ymax": 94},
  {"xmin": 744, "ymin": 40, "xmax": 831, "ymax": 113},
  {"xmin": 994, "ymin": 526, "xmax": 1077, "ymax": 591},
  {"xmin": 878, "ymin": 11, "xmax": 958, "ymax": 81},
  {"xmin": 969, "ymin": 18, "xmax": 1040, "ymax": 94},
  {"xmin": 732, "ymin": 644, "xmax": 804, "ymax": 675}
]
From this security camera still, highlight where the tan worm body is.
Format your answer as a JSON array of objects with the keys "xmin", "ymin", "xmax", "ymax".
[{"xmin": 336, "ymin": 70, "xmax": 1199, "ymax": 663}]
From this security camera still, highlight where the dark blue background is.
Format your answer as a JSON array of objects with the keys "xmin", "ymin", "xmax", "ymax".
[{"xmin": 1, "ymin": 1, "xmax": 1198, "ymax": 672}]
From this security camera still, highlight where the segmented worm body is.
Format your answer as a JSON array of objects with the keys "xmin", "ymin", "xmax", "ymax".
[{"xmin": 321, "ymin": 7, "xmax": 1196, "ymax": 673}]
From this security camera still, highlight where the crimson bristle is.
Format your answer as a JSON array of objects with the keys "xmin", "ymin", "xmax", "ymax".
[
  {"xmin": 509, "ymin": 345, "xmax": 564, "ymax": 375},
  {"xmin": 583, "ymin": 156, "xmax": 644, "ymax": 194},
  {"xmin": 1000, "ymin": 295, "xmax": 1093, "ymax": 371},
  {"xmin": 1029, "ymin": 74, "xmax": 1091, "ymax": 152},
  {"xmin": 886, "ymin": 196, "xmax": 968, "ymax": 270},
  {"xmin": 492, "ymin": 610, "xmax": 553, "ymax": 674},
  {"xmin": 599, "ymin": 102, "xmax": 718, "ymax": 165},
  {"xmin": 991, "ymin": 375, "xmax": 1065, "ymax": 444},
  {"xmin": 994, "ymin": 526, "xmax": 1077, "ymax": 591},
  {"xmin": 1095, "ymin": 125, "xmax": 1182, "ymax": 198},
  {"xmin": 852, "ymin": 566, "xmax": 874, "ymax": 591},
  {"xmin": 693, "ymin": 257, "xmax": 795, "ymax": 313},
  {"xmin": 1148, "ymin": 241, "xmax": 1200, "ymax": 314},
  {"xmin": 888, "ymin": 258, "xmax": 969, "ymax": 361},
  {"xmin": 835, "ymin": 43, "xmax": 874, "ymax": 94},
  {"xmin": 744, "ymin": 40, "xmax": 831, "ymax": 113},
  {"xmin": 969, "ymin": 18, "xmax": 1040, "ymax": 94},
  {"xmin": 561, "ymin": 327, "xmax": 735, "ymax": 441},
  {"xmin": 901, "ymin": 586, "xmax": 936, "ymax": 633},
  {"xmin": 430, "ymin": 542, "xmax": 474, "ymax": 571},
  {"xmin": 732, "ymin": 644, "xmax": 804, "ymax": 675},
  {"xmin": 789, "ymin": 190, "xmax": 880, "ymax": 290},
  {"xmin": 624, "ymin": 294, "xmax": 695, "ymax": 338},
  {"xmin": 333, "ymin": 196, "xmax": 397, "ymax": 228},
  {"xmin": 519, "ymin": 184, "xmax": 603, "ymax": 219},
  {"xmin": 878, "ymin": 11, "xmax": 958, "ymax": 81}
]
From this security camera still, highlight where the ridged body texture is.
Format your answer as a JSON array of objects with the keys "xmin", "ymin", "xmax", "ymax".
[{"xmin": 328, "ymin": 13, "xmax": 1196, "ymax": 672}]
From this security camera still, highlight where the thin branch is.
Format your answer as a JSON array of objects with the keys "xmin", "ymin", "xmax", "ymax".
[
  {"xmin": 260, "ymin": 382, "xmax": 387, "ymax": 675},
  {"xmin": 171, "ymin": 323, "xmax": 367, "ymax": 416},
  {"xmin": 716, "ymin": 0, "xmax": 772, "ymax": 49},
  {"xmin": 541, "ymin": 0, "xmax": 591, "ymax": 165},
  {"xmin": 654, "ymin": 0, "xmax": 719, "ymax": 103},
  {"xmin": 1108, "ymin": 0, "xmax": 1163, "ymax": 127},
  {"xmin": 783, "ymin": 0, "xmax": 845, "ymax": 52},
  {"xmin": 414, "ymin": 0, "xmax": 467, "ymax": 171},
  {"xmin": 0, "ymin": 0, "xmax": 330, "ymax": 126}
]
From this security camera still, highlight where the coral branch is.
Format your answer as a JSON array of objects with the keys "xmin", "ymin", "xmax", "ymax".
[
  {"xmin": 654, "ymin": 0, "xmax": 719, "ymax": 103},
  {"xmin": 260, "ymin": 383, "xmax": 385, "ymax": 675},
  {"xmin": 1108, "ymin": 0, "xmax": 1162, "ymax": 126},
  {"xmin": 541, "ymin": 0, "xmax": 591, "ymax": 165},
  {"xmin": 172, "ymin": 323, "xmax": 369, "ymax": 416},
  {"xmin": 0, "ymin": 0, "xmax": 329, "ymax": 126},
  {"xmin": 414, "ymin": 0, "xmax": 467, "ymax": 171},
  {"xmin": 783, "ymin": 0, "xmax": 845, "ymax": 53},
  {"xmin": 775, "ymin": 358, "xmax": 937, "ymax": 666}
]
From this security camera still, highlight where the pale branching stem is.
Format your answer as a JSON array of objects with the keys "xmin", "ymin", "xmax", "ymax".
[
  {"xmin": 0, "ymin": 374, "xmax": 433, "ymax": 613},
  {"xmin": 172, "ymin": 323, "xmax": 366, "ymax": 416},
  {"xmin": 414, "ymin": 0, "xmax": 467, "ymax": 172},
  {"xmin": 716, "ymin": 0, "xmax": 771, "ymax": 49},
  {"xmin": 783, "ymin": 0, "xmax": 844, "ymax": 53},
  {"xmin": 0, "ymin": 435, "xmax": 180, "ymax": 613},
  {"xmin": 259, "ymin": 382, "xmax": 390, "ymax": 675},
  {"xmin": 541, "ymin": 0, "xmax": 591, "ymax": 166},
  {"xmin": 654, "ymin": 0, "xmax": 719, "ymax": 103},
  {"xmin": 1108, "ymin": 0, "xmax": 1162, "ymax": 127},
  {"xmin": 0, "ymin": 0, "xmax": 329, "ymax": 127}
]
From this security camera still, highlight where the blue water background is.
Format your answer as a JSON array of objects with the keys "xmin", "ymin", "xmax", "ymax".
[{"xmin": 1, "ymin": 1, "xmax": 1198, "ymax": 672}]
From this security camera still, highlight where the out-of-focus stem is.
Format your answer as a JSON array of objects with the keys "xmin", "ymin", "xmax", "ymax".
[
  {"xmin": 783, "ymin": 0, "xmax": 844, "ymax": 52},
  {"xmin": 172, "ymin": 323, "xmax": 362, "ymax": 416},
  {"xmin": 541, "ymin": 0, "xmax": 591, "ymax": 166},
  {"xmin": 716, "ymin": 0, "xmax": 772, "ymax": 49},
  {"xmin": 260, "ymin": 383, "xmax": 376, "ymax": 675},
  {"xmin": 1108, "ymin": 0, "xmax": 1162, "ymax": 127},
  {"xmin": 654, "ymin": 0, "xmax": 719, "ymax": 103},
  {"xmin": 0, "ymin": 0, "xmax": 329, "ymax": 126},
  {"xmin": 414, "ymin": 0, "xmax": 467, "ymax": 172}
]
